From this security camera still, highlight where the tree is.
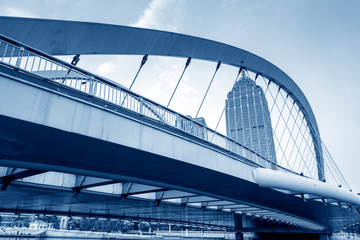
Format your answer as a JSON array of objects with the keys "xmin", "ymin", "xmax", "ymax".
[
  {"xmin": 93, "ymin": 220, "xmax": 102, "ymax": 231},
  {"xmin": 172, "ymin": 225, "xmax": 182, "ymax": 231},
  {"xmin": 110, "ymin": 220, "xmax": 121, "ymax": 232},
  {"xmin": 10, "ymin": 217, "xmax": 28, "ymax": 228},
  {"xmin": 79, "ymin": 219, "xmax": 94, "ymax": 231},
  {"xmin": 138, "ymin": 221, "xmax": 150, "ymax": 232},
  {"xmin": 49, "ymin": 216, "xmax": 60, "ymax": 229},
  {"xmin": 121, "ymin": 220, "xmax": 134, "ymax": 232},
  {"xmin": 22, "ymin": 218, "xmax": 30, "ymax": 228},
  {"xmin": 68, "ymin": 219, "xmax": 80, "ymax": 230},
  {"xmin": 104, "ymin": 221, "xmax": 112, "ymax": 232}
]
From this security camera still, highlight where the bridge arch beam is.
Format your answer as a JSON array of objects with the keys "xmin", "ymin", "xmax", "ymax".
[{"xmin": 0, "ymin": 16, "xmax": 323, "ymax": 179}]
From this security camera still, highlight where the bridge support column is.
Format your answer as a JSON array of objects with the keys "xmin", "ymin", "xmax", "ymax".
[{"xmin": 234, "ymin": 214, "xmax": 257, "ymax": 240}]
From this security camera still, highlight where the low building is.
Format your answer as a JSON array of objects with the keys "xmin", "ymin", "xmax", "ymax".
[{"xmin": 29, "ymin": 220, "xmax": 49, "ymax": 229}]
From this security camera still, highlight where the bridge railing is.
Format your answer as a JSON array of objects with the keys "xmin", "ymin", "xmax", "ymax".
[{"xmin": 0, "ymin": 34, "xmax": 287, "ymax": 171}]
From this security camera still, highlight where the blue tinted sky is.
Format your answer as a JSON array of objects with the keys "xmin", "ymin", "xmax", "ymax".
[{"xmin": 1, "ymin": 0, "xmax": 359, "ymax": 191}]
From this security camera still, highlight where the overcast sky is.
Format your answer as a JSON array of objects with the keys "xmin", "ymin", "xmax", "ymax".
[{"xmin": 1, "ymin": 0, "xmax": 359, "ymax": 192}]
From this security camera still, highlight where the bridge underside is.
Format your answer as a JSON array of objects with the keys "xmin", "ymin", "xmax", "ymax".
[
  {"xmin": 0, "ymin": 112, "xmax": 357, "ymax": 233},
  {"xmin": 0, "ymin": 182, "xmax": 235, "ymax": 229},
  {"xmin": 0, "ymin": 183, "xmax": 333, "ymax": 239}
]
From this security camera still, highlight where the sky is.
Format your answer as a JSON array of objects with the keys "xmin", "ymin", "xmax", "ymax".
[{"xmin": 0, "ymin": 0, "xmax": 359, "ymax": 192}]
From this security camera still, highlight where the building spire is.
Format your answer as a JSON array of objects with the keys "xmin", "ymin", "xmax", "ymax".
[{"xmin": 241, "ymin": 68, "xmax": 246, "ymax": 78}]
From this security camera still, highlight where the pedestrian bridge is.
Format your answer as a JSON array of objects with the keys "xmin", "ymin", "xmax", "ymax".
[{"xmin": 0, "ymin": 17, "xmax": 359, "ymax": 238}]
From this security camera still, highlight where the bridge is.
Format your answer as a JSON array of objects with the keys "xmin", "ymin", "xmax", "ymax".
[{"xmin": 0, "ymin": 17, "xmax": 359, "ymax": 240}]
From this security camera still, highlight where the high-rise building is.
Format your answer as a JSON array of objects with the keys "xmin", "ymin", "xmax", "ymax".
[{"xmin": 225, "ymin": 73, "xmax": 277, "ymax": 164}]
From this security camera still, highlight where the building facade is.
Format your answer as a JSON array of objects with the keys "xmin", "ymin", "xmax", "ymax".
[{"xmin": 225, "ymin": 73, "xmax": 277, "ymax": 165}]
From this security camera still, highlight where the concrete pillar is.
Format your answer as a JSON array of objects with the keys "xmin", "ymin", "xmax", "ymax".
[
  {"xmin": 234, "ymin": 214, "xmax": 244, "ymax": 240},
  {"xmin": 234, "ymin": 214, "xmax": 257, "ymax": 240}
]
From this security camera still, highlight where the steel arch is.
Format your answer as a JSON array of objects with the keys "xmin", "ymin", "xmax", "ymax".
[{"xmin": 0, "ymin": 16, "xmax": 324, "ymax": 180}]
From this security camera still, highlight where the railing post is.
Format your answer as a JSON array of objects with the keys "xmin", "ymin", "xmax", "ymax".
[
  {"xmin": 175, "ymin": 114, "xmax": 181, "ymax": 130},
  {"xmin": 139, "ymin": 97, "xmax": 144, "ymax": 115},
  {"xmin": 89, "ymin": 77, "xmax": 95, "ymax": 96},
  {"xmin": 15, "ymin": 47, "xmax": 24, "ymax": 68},
  {"xmin": 202, "ymin": 126, "xmax": 207, "ymax": 141}
]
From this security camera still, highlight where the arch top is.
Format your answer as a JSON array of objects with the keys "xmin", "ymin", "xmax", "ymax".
[{"xmin": 0, "ymin": 16, "xmax": 323, "ymax": 177}]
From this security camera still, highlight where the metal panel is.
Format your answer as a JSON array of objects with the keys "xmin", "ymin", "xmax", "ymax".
[
  {"xmin": 205, "ymin": 200, "xmax": 238, "ymax": 206},
  {"xmin": 0, "ymin": 168, "xmax": 45, "ymax": 190},
  {"xmin": 122, "ymin": 182, "xmax": 165, "ymax": 195},
  {"xmin": 182, "ymin": 196, "xmax": 218, "ymax": 204},
  {"xmin": 74, "ymin": 176, "xmax": 117, "ymax": 189},
  {"xmin": 156, "ymin": 190, "xmax": 196, "ymax": 200},
  {"xmin": 0, "ymin": 167, "xmax": 27, "ymax": 177}
]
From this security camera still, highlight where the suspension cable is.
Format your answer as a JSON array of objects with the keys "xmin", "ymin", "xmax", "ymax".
[
  {"xmin": 129, "ymin": 55, "xmax": 148, "ymax": 90},
  {"xmin": 121, "ymin": 55, "xmax": 148, "ymax": 107},
  {"xmin": 261, "ymin": 74, "xmax": 343, "ymax": 185},
  {"xmin": 214, "ymin": 107, "xmax": 225, "ymax": 132},
  {"xmin": 62, "ymin": 54, "xmax": 81, "ymax": 83},
  {"xmin": 195, "ymin": 61, "xmax": 221, "ymax": 118},
  {"xmin": 244, "ymin": 73, "xmax": 348, "ymax": 187},
  {"xmin": 312, "ymin": 128, "xmax": 351, "ymax": 189},
  {"xmin": 167, "ymin": 57, "xmax": 191, "ymax": 108}
]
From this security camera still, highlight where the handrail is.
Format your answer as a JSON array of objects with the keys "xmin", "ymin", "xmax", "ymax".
[{"xmin": 0, "ymin": 33, "xmax": 292, "ymax": 172}]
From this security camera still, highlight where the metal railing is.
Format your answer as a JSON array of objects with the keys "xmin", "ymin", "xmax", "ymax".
[{"xmin": 0, "ymin": 33, "xmax": 288, "ymax": 171}]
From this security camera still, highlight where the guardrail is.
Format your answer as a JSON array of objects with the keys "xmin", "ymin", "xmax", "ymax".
[{"xmin": 0, "ymin": 33, "xmax": 286, "ymax": 171}]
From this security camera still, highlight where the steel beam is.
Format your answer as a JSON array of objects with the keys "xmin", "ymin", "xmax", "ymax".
[
  {"xmin": 155, "ymin": 190, "xmax": 197, "ymax": 200},
  {"xmin": 0, "ymin": 169, "xmax": 45, "ymax": 191},
  {"xmin": 122, "ymin": 182, "xmax": 167, "ymax": 196},
  {"xmin": 181, "ymin": 196, "xmax": 219, "ymax": 204}
]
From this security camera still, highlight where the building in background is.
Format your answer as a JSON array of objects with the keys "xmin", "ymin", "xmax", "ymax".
[
  {"xmin": 176, "ymin": 116, "xmax": 208, "ymax": 141},
  {"xmin": 225, "ymin": 72, "xmax": 277, "ymax": 165}
]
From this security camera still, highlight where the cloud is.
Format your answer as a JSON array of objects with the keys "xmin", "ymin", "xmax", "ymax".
[
  {"xmin": 177, "ymin": 76, "xmax": 198, "ymax": 95},
  {"xmin": 3, "ymin": 6, "xmax": 38, "ymax": 18},
  {"xmin": 131, "ymin": 0, "xmax": 183, "ymax": 31},
  {"xmin": 97, "ymin": 61, "xmax": 114, "ymax": 76},
  {"xmin": 142, "ymin": 63, "xmax": 182, "ymax": 102}
]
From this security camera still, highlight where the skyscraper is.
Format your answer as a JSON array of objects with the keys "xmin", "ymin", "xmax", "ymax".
[{"xmin": 225, "ymin": 72, "xmax": 277, "ymax": 165}]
